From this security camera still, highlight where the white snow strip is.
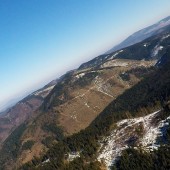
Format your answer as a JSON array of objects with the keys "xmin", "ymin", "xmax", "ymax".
[
  {"xmin": 34, "ymin": 85, "xmax": 55, "ymax": 96},
  {"xmin": 110, "ymin": 50, "xmax": 124, "ymax": 60},
  {"xmin": 151, "ymin": 45, "xmax": 163, "ymax": 57},
  {"xmin": 42, "ymin": 158, "xmax": 50, "ymax": 164}
]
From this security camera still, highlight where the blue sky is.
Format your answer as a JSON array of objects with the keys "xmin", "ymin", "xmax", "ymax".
[{"xmin": 0, "ymin": 0, "xmax": 170, "ymax": 111}]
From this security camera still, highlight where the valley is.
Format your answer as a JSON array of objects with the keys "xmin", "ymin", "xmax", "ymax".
[
  {"xmin": 16, "ymin": 59, "xmax": 155, "ymax": 165},
  {"xmin": 0, "ymin": 16, "xmax": 170, "ymax": 170}
]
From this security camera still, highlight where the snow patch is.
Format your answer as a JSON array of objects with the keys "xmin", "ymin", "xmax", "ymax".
[
  {"xmin": 84, "ymin": 102, "xmax": 90, "ymax": 108},
  {"xmin": 110, "ymin": 50, "xmax": 124, "ymax": 60},
  {"xmin": 143, "ymin": 43, "xmax": 148, "ymax": 47},
  {"xmin": 42, "ymin": 158, "xmax": 50, "ymax": 164},
  {"xmin": 75, "ymin": 73, "xmax": 85, "ymax": 79},
  {"xmin": 101, "ymin": 59, "xmax": 128, "ymax": 68},
  {"xmin": 67, "ymin": 152, "xmax": 80, "ymax": 161},
  {"xmin": 151, "ymin": 45, "xmax": 163, "ymax": 57},
  {"xmin": 97, "ymin": 110, "xmax": 170, "ymax": 169},
  {"xmin": 34, "ymin": 85, "xmax": 55, "ymax": 97},
  {"xmin": 141, "ymin": 115, "xmax": 170, "ymax": 150}
]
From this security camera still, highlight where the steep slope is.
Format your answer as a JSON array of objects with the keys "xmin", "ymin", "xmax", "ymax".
[
  {"xmin": 79, "ymin": 25, "xmax": 170, "ymax": 70},
  {"xmin": 97, "ymin": 109, "xmax": 170, "ymax": 169},
  {"xmin": 15, "ymin": 60, "xmax": 155, "ymax": 166},
  {"xmin": 156, "ymin": 45, "xmax": 170, "ymax": 66},
  {"xmin": 0, "ymin": 81, "xmax": 57, "ymax": 146},
  {"xmin": 0, "ymin": 42, "xmax": 162, "ymax": 169},
  {"xmin": 106, "ymin": 16, "xmax": 170, "ymax": 53},
  {"xmin": 1, "ymin": 18, "xmax": 170, "ymax": 170},
  {"xmin": 19, "ymin": 48, "xmax": 170, "ymax": 170}
]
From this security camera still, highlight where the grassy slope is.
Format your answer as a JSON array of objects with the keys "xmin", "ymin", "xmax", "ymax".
[{"xmin": 20, "ymin": 53, "xmax": 170, "ymax": 169}]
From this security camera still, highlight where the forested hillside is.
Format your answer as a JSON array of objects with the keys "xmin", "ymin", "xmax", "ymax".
[
  {"xmin": 20, "ymin": 52, "xmax": 170, "ymax": 169},
  {"xmin": 0, "ymin": 20, "xmax": 170, "ymax": 170}
]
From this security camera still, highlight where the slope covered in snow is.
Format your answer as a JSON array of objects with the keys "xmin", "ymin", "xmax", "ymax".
[
  {"xmin": 34, "ymin": 85, "xmax": 55, "ymax": 97},
  {"xmin": 97, "ymin": 110, "xmax": 170, "ymax": 169}
]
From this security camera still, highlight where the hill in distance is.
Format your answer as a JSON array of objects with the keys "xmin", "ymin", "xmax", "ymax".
[
  {"xmin": 0, "ymin": 16, "xmax": 170, "ymax": 170},
  {"xmin": 106, "ymin": 16, "xmax": 170, "ymax": 54}
]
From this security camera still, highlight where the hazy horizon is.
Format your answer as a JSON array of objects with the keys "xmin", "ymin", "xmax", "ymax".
[{"xmin": 1, "ymin": 0, "xmax": 170, "ymax": 112}]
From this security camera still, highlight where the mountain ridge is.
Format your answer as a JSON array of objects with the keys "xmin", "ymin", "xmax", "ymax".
[
  {"xmin": 106, "ymin": 16, "xmax": 170, "ymax": 54},
  {"xmin": 20, "ymin": 56, "xmax": 170, "ymax": 170},
  {"xmin": 0, "ymin": 16, "xmax": 170, "ymax": 170}
]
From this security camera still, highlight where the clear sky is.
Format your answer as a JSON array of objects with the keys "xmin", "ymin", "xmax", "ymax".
[{"xmin": 0, "ymin": 0, "xmax": 170, "ymax": 111}]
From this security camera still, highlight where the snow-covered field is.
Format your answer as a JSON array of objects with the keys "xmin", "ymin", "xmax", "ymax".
[
  {"xmin": 34, "ymin": 85, "xmax": 55, "ymax": 97},
  {"xmin": 97, "ymin": 110, "xmax": 170, "ymax": 169},
  {"xmin": 101, "ymin": 59, "xmax": 128, "ymax": 68}
]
